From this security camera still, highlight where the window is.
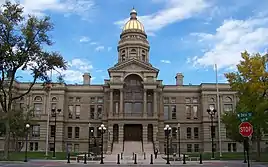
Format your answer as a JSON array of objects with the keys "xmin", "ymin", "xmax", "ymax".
[
  {"xmin": 133, "ymin": 103, "xmax": 142, "ymax": 113},
  {"xmin": 114, "ymin": 102, "xmax": 119, "ymax": 114},
  {"xmin": 163, "ymin": 97, "xmax": 169, "ymax": 104},
  {"xmin": 171, "ymin": 97, "xmax": 176, "ymax": 103},
  {"xmin": 90, "ymin": 105, "xmax": 95, "ymax": 119},
  {"xmin": 30, "ymin": 142, "xmax": 34, "ymax": 151},
  {"xmin": 68, "ymin": 127, "xmax": 72, "ymax": 138},
  {"xmin": 186, "ymin": 105, "xmax": 191, "ymax": 119},
  {"xmin": 97, "ymin": 105, "xmax": 102, "ymax": 119},
  {"xmin": 232, "ymin": 143, "xmax": 237, "ymax": 152},
  {"xmin": 193, "ymin": 106, "xmax": 198, "ymax": 119},
  {"xmin": 122, "ymin": 55, "xmax": 125, "ymax": 61},
  {"xmin": 69, "ymin": 97, "xmax": 74, "ymax": 102},
  {"xmin": 97, "ymin": 97, "xmax": 103, "ymax": 103},
  {"xmin": 228, "ymin": 143, "xmax": 231, "ymax": 152},
  {"xmin": 124, "ymin": 103, "xmax": 132, "ymax": 113},
  {"xmin": 228, "ymin": 143, "xmax": 237, "ymax": 152},
  {"xmin": 97, "ymin": 129, "xmax": 101, "ymax": 138},
  {"xmin": 51, "ymin": 103, "xmax": 56, "ymax": 110},
  {"xmin": 90, "ymin": 97, "xmax": 96, "ymax": 103},
  {"xmin": 67, "ymin": 143, "xmax": 72, "ymax": 152},
  {"xmin": 34, "ymin": 96, "xmax": 42, "ymax": 101},
  {"xmin": 75, "ymin": 127, "xmax": 80, "ymax": 138},
  {"xmin": 194, "ymin": 127, "xmax": 199, "ymax": 139},
  {"xmin": 75, "ymin": 105, "xmax": 80, "ymax": 119},
  {"xmin": 68, "ymin": 105, "xmax": 73, "ymax": 119},
  {"xmin": 142, "ymin": 55, "xmax": 145, "ymax": 61},
  {"xmin": 224, "ymin": 104, "xmax": 233, "ymax": 112},
  {"xmin": 211, "ymin": 126, "xmax": 216, "ymax": 138},
  {"xmin": 194, "ymin": 144, "xmax": 199, "ymax": 152},
  {"xmin": 32, "ymin": 125, "xmax": 40, "ymax": 137},
  {"xmin": 52, "ymin": 97, "xmax": 57, "ymax": 101},
  {"xmin": 187, "ymin": 127, "xmax": 191, "ymax": 139},
  {"xmin": 147, "ymin": 102, "xmax": 153, "ymax": 116},
  {"xmin": 74, "ymin": 144, "xmax": 79, "ymax": 152},
  {"xmin": 33, "ymin": 103, "xmax": 42, "ymax": 116},
  {"xmin": 76, "ymin": 97, "xmax": 81, "ymax": 102},
  {"xmin": 185, "ymin": 98, "xmax": 191, "ymax": 103},
  {"xmin": 164, "ymin": 106, "xmax": 169, "ymax": 120},
  {"xmin": 193, "ymin": 98, "xmax": 198, "ymax": 103},
  {"xmin": 171, "ymin": 144, "xmax": 177, "ymax": 154},
  {"xmin": 187, "ymin": 144, "xmax": 192, "ymax": 152},
  {"xmin": 171, "ymin": 105, "xmax": 176, "ymax": 119},
  {"xmin": 172, "ymin": 127, "xmax": 177, "ymax": 139},
  {"xmin": 50, "ymin": 125, "xmax": 55, "ymax": 137},
  {"xmin": 34, "ymin": 142, "xmax": 38, "ymax": 151},
  {"xmin": 209, "ymin": 98, "xmax": 215, "ymax": 102},
  {"xmin": 49, "ymin": 143, "xmax": 54, "ymax": 151},
  {"xmin": 89, "ymin": 127, "xmax": 94, "ymax": 137},
  {"xmin": 225, "ymin": 96, "xmax": 232, "ymax": 102}
]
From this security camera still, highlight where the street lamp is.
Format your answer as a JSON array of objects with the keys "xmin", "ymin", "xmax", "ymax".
[
  {"xmin": 98, "ymin": 124, "xmax": 106, "ymax": 164},
  {"xmin": 176, "ymin": 123, "xmax": 181, "ymax": 157},
  {"xmin": 24, "ymin": 123, "xmax": 30, "ymax": 162},
  {"xmin": 164, "ymin": 124, "xmax": 171, "ymax": 164},
  {"xmin": 52, "ymin": 108, "xmax": 61, "ymax": 158},
  {"xmin": 207, "ymin": 107, "xmax": 217, "ymax": 159}
]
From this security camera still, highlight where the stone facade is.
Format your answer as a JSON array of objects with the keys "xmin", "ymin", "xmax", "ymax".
[{"xmin": 0, "ymin": 9, "xmax": 267, "ymax": 154}]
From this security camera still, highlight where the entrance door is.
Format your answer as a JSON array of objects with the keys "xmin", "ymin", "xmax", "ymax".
[{"xmin": 124, "ymin": 124, "xmax": 142, "ymax": 141}]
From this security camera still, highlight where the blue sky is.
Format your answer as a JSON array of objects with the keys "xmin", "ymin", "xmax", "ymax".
[{"xmin": 4, "ymin": 0, "xmax": 268, "ymax": 85}]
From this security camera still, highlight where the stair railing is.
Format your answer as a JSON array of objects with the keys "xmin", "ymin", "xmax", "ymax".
[{"xmin": 142, "ymin": 138, "xmax": 144, "ymax": 152}]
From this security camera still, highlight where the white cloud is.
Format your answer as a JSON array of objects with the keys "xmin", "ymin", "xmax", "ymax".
[
  {"xmin": 189, "ymin": 15, "xmax": 268, "ymax": 70},
  {"xmin": 1, "ymin": 0, "xmax": 95, "ymax": 19},
  {"xmin": 90, "ymin": 42, "xmax": 97, "ymax": 45},
  {"xmin": 160, "ymin": 60, "xmax": 171, "ymax": 64},
  {"xmin": 79, "ymin": 36, "xmax": 90, "ymax": 43},
  {"xmin": 114, "ymin": 0, "xmax": 210, "ymax": 35},
  {"xmin": 96, "ymin": 69, "xmax": 103, "ymax": 72},
  {"xmin": 95, "ymin": 46, "xmax": 105, "ymax": 52},
  {"xmin": 107, "ymin": 47, "xmax": 112, "ymax": 52}
]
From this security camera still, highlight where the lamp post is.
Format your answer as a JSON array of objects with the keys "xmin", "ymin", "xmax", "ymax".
[
  {"xmin": 207, "ymin": 107, "xmax": 217, "ymax": 159},
  {"xmin": 99, "ymin": 124, "xmax": 106, "ymax": 164},
  {"xmin": 177, "ymin": 123, "xmax": 181, "ymax": 157},
  {"xmin": 164, "ymin": 124, "xmax": 171, "ymax": 164},
  {"xmin": 52, "ymin": 108, "xmax": 61, "ymax": 158},
  {"xmin": 24, "ymin": 123, "xmax": 30, "ymax": 162}
]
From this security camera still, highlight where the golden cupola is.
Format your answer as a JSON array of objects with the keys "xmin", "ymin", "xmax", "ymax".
[{"xmin": 122, "ymin": 8, "xmax": 145, "ymax": 33}]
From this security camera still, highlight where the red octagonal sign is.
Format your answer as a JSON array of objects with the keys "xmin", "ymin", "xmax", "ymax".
[{"xmin": 239, "ymin": 122, "xmax": 253, "ymax": 137}]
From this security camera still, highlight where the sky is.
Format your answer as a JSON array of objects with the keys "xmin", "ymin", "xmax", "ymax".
[{"xmin": 1, "ymin": 0, "xmax": 268, "ymax": 85}]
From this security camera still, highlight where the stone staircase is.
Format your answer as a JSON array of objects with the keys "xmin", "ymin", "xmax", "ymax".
[
  {"xmin": 112, "ymin": 143, "xmax": 123, "ymax": 154},
  {"xmin": 124, "ymin": 141, "xmax": 142, "ymax": 155},
  {"xmin": 143, "ymin": 142, "xmax": 154, "ymax": 155}
]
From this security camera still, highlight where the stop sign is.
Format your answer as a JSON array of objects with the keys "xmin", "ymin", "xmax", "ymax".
[{"xmin": 239, "ymin": 122, "xmax": 253, "ymax": 137}]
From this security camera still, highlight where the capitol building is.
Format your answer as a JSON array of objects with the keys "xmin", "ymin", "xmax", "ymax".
[{"xmin": 1, "ymin": 8, "xmax": 251, "ymax": 155}]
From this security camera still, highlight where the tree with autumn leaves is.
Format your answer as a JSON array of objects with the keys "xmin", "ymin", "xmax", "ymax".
[
  {"xmin": 0, "ymin": 1, "xmax": 66, "ymax": 159},
  {"xmin": 223, "ymin": 51, "xmax": 268, "ymax": 161}
]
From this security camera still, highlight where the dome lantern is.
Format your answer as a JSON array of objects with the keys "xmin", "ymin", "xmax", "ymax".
[{"xmin": 122, "ymin": 8, "xmax": 145, "ymax": 33}]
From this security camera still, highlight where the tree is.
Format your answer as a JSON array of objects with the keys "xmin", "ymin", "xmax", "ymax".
[
  {"xmin": 224, "ymin": 51, "xmax": 268, "ymax": 161},
  {"xmin": 0, "ymin": 1, "xmax": 66, "ymax": 159}
]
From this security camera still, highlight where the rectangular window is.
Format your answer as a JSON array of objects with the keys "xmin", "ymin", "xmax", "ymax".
[
  {"xmin": 163, "ymin": 97, "xmax": 169, "ymax": 104},
  {"xmin": 187, "ymin": 127, "xmax": 191, "ymax": 139},
  {"xmin": 228, "ymin": 143, "xmax": 231, "ymax": 152},
  {"xmin": 114, "ymin": 102, "xmax": 119, "ymax": 114},
  {"xmin": 97, "ymin": 105, "xmax": 102, "ymax": 119},
  {"xmin": 34, "ymin": 103, "xmax": 42, "ymax": 117},
  {"xmin": 170, "ymin": 97, "xmax": 176, "ymax": 103},
  {"xmin": 51, "ymin": 103, "xmax": 57, "ymax": 110},
  {"xmin": 32, "ymin": 125, "xmax": 40, "ymax": 137},
  {"xmin": 90, "ymin": 97, "xmax": 96, "ymax": 103},
  {"xmin": 97, "ymin": 97, "xmax": 103, "ymax": 103},
  {"xmin": 134, "ymin": 103, "xmax": 142, "ymax": 113},
  {"xmin": 68, "ymin": 97, "xmax": 74, "ymax": 102},
  {"xmin": 76, "ymin": 97, "xmax": 81, "ymax": 102},
  {"xmin": 186, "ymin": 105, "xmax": 191, "ymax": 119},
  {"xmin": 194, "ymin": 144, "xmax": 199, "ymax": 152},
  {"xmin": 172, "ymin": 127, "xmax": 177, "ymax": 139},
  {"xmin": 193, "ymin": 105, "xmax": 198, "ymax": 119},
  {"xmin": 224, "ymin": 104, "xmax": 233, "ymax": 112},
  {"xmin": 75, "ymin": 127, "xmax": 80, "ymax": 138},
  {"xmin": 49, "ymin": 143, "xmax": 54, "ymax": 151},
  {"xmin": 193, "ymin": 98, "xmax": 198, "ymax": 103},
  {"xmin": 90, "ymin": 105, "xmax": 95, "ymax": 119},
  {"xmin": 124, "ymin": 102, "xmax": 132, "ymax": 113},
  {"xmin": 171, "ymin": 105, "xmax": 176, "ymax": 119},
  {"xmin": 50, "ymin": 125, "xmax": 55, "ymax": 137},
  {"xmin": 147, "ymin": 102, "xmax": 153, "ymax": 116},
  {"xmin": 164, "ymin": 105, "xmax": 169, "ymax": 120},
  {"xmin": 68, "ymin": 105, "xmax": 73, "ymax": 119},
  {"xmin": 194, "ymin": 127, "xmax": 199, "ymax": 139},
  {"xmin": 97, "ymin": 129, "xmax": 101, "ymax": 138},
  {"xmin": 68, "ymin": 127, "xmax": 72, "ymax": 138},
  {"xmin": 67, "ymin": 143, "xmax": 72, "ymax": 152},
  {"xmin": 74, "ymin": 144, "xmax": 79, "ymax": 152},
  {"xmin": 30, "ymin": 142, "xmax": 33, "ymax": 151},
  {"xmin": 75, "ymin": 105, "xmax": 80, "ymax": 119},
  {"xmin": 185, "ymin": 98, "xmax": 191, "ymax": 103},
  {"xmin": 34, "ymin": 142, "xmax": 38, "ymax": 151},
  {"xmin": 232, "ymin": 143, "xmax": 237, "ymax": 152},
  {"xmin": 211, "ymin": 126, "xmax": 216, "ymax": 138},
  {"xmin": 187, "ymin": 144, "xmax": 192, "ymax": 152}
]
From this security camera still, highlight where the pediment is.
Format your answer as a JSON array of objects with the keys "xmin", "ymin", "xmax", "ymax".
[{"xmin": 108, "ymin": 59, "xmax": 159, "ymax": 73}]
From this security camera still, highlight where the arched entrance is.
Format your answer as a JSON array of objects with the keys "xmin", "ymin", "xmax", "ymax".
[
  {"xmin": 124, "ymin": 124, "xmax": 142, "ymax": 141},
  {"xmin": 147, "ymin": 124, "xmax": 153, "ymax": 142},
  {"xmin": 113, "ymin": 124, "xmax": 119, "ymax": 142}
]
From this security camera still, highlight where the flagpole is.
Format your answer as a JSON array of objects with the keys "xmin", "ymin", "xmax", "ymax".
[
  {"xmin": 45, "ymin": 70, "xmax": 52, "ymax": 156},
  {"xmin": 215, "ymin": 64, "xmax": 222, "ymax": 157}
]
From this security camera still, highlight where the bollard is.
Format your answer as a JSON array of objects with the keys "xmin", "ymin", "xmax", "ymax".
[
  {"xmin": 183, "ymin": 154, "xmax": 186, "ymax": 164},
  {"xmin": 199, "ymin": 154, "xmax": 203, "ymax": 164},
  {"xmin": 67, "ymin": 153, "xmax": 70, "ymax": 164},
  {"xmin": 134, "ymin": 154, "xmax": 137, "ymax": 164},
  {"xmin": 117, "ymin": 154, "xmax": 120, "ymax": 164},
  {"xmin": 150, "ymin": 154, "xmax": 153, "ymax": 164},
  {"xmin": 133, "ymin": 152, "xmax": 134, "ymax": 160},
  {"xmin": 84, "ymin": 153, "xmax": 87, "ymax": 164},
  {"xmin": 144, "ymin": 152, "xmax": 146, "ymax": 160},
  {"xmin": 121, "ymin": 152, "xmax": 123, "ymax": 160}
]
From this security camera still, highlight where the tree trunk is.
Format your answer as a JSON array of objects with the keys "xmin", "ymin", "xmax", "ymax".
[
  {"xmin": 3, "ymin": 120, "xmax": 10, "ymax": 160},
  {"xmin": 256, "ymin": 136, "xmax": 261, "ymax": 161}
]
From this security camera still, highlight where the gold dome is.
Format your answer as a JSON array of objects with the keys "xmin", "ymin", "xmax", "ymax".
[{"xmin": 122, "ymin": 8, "xmax": 145, "ymax": 32}]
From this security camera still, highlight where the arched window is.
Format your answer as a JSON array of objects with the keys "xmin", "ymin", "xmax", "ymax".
[
  {"xmin": 34, "ymin": 96, "xmax": 42, "ymax": 101},
  {"xmin": 52, "ymin": 97, "xmax": 57, "ymax": 101},
  {"xmin": 209, "ymin": 98, "xmax": 215, "ymax": 102},
  {"xmin": 225, "ymin": 96, "xmax": 232, "ymax": 102},
  {"xmin": 130, "ymin": 48, "xmax": 137, "ymax": 59}
]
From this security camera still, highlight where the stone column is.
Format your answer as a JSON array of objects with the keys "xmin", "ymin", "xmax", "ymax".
[
  {"xmin": 120, "ymin": 89, "xmax": 123, "ymax": 118},
  {"xmin": 153, "ymin": 90, "xmax": 157, "ymax": 118},
  {"xmin": 143, "ymin": 124, "xmax": 148, "ymax": 144},
  {"xmin": 109, "ymin": 89, "xmax": 113, "ymax": 118},
  {"xmin": 119, "ymin": 124, "xmax": 124, "ymax": 144},
  {"xmin": 143, "ymin": 89, "xmax": 147, "ymax": 118}
]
